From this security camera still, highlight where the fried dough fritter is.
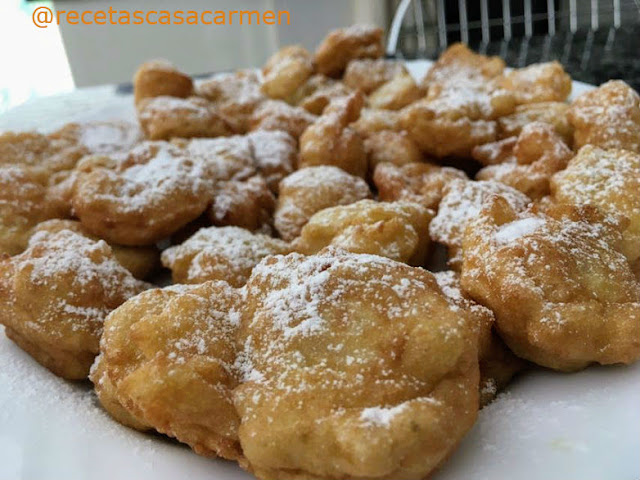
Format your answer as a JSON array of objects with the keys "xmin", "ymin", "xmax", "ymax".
[
  {"xmin": 133, "ymin": 59, "xmax": 193, "ymax": 106},
  {"xmin": 72, "ymin": 141, "xmax": 212, "ymax": 246},
  {"xmin": 343, "ymin": 58, "xmax": 408, "ymax": 94},
  {"xmin": 0, "ymin": 166, "xmax": 68, "ymax": 256},
  {"xmin": 430, "ymin": 179, "xmax": 530, "ymax": 268},
  {"xmin": 314, "ymin": 24, "xmax": 384, "ymax": 77},
  {"xmin": 209, "ymin": 176, "xmax": 276, "ymax": 234},
  {"xmin": 364, "ymin": 130, "xmax": 423, "ymax": 173},
  {"xmin": 235, "ymin": 248, "xmax": 479, "ymax": 480},
  {"xmin": 273, "ymin": 166, "xmax": 371, "ymax": 241},
  {"xmin": 49, "ymin": 121, "xmax": 143, "ymax": 156},
  {"xmin": 498, "ymin": 102, "xmax": 573, "ymax": 144},
  {"xmin": 434, "ymin": 271, "xmax": 526, "ymax": 407},
  {"xmin": 400, "ymin": 44, "xmax": 516, "ymax": 158},
  {"xmin": 288, "ymin": 74, "xmax": 353, "ymax": 115},
  {"xmin": 568, "ymin": 80, "xmax": 640, "ymax": 153},
  {"xmin": 550, "ymin": 145, "xmax": 640, "ymax": 263},
  {"xmin": 95, "ymin": 281, "xmax": 244, "ymax": 460},
  {"xmin": 32, "ymin": 219, "xmax": 159, "ymax": 280},
  {"xmin": 250, "ymin": 100, "xmax": 317, "ymax": 140},
  {"xmin": 351, "ymin": 108, "xmax": 402, "ymax": 138},
  {"xmin": 247, "ymin": 129, "xmax": 297, "ymax": 193},
  {"xmin": 161, "ymin": 226, "xmax": 291, "ymax": 287},
  {"xmin": 196, "ymin": 70, "xmax": 267, "ymax": 134},
  {"xmin": 137, "ymin": 96, "xmax": 233, "ymax": 140},
  {"xmin": 293, "ymin": 200, "xmax": 433, "ymax": 266},
  {"xmin": 461, "ymin": 198, "xmax": 640, "ymax": 371},
  {"xmin": 497, "ymin": 61, "xmax": 572, "ymax": 105},
  {"xmin": 474, "ymin": 122, "xmax": 573, "ymax": 199},
  {"xmin": 262, "ymin": 45, "xmax": 314, "ymax": 100},
  {"xmin": 0, "ymin": 229, "xmax": 149, "ymax": 379},
  {"xmin": 368, "ymin": 72, "xmax": 423, "ymax": 111},
  {"xmin": 299, "ymin": 91, "xmax": 367, "ymax": 177}
]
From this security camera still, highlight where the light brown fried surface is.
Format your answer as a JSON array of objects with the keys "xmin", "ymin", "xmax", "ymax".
[
  {"xmin": 498, "ymin": 102, "xmax": 573, "ymax": 144},
  {"xmin": 430, "ymin": 179, "xmax": 530, "ymax": 269},
  {"xmin": 209, "ymin": 176, "xmax": 275, "ymax": 234},
  {"xmin": 288, "ymin": 75, "xmax": 353, "ymax": 115},
  {"xmin": 250, "ymin": 100, "xmax": 317, "ymax": 140},
  {"xmin": 0, "ymin": 166, "xmax": 68, "ymax": 256},
  {"xmin": 474, "ymin": 122, "xmax": 573, "ymax": 199},
  {"xmin": 299, "ymin": 92, "xmax": 367, "ymax": 177},
  {"xmin": 0, "ymin": 131, "xmax": 87, "ymax": 176},
  {"xmin": 72, "ymin": 141, "xmax": 212, "ymax": 246},
  {"xmin": 368, "ymin": 72, "xmax": 423, "ymax": 111},
  {"xmin": 137, "ymin": 96, "xmax": 233, "ymax": 140},
  {"xmin": 97, "ymin": 281, "xmax": 244, "ymax": 460},
  {"xmin": 196, "ymin": 70, "xmax": 267, "ymax": 134},
  {"xmin": 262, "ymin": 45, "xmax": 314, "ymax": 100},
  {"xmin": 373, "ymin": 161, "xmax": 467, "ymax": 211},
  {"xmin": 161, "ymin": 226, "xmax": 291, "ymax": 287},
  {"xmin": 274, "ymin": 166, "xmax": 371, "ymax": 241},
  {"xmin": 434, "ymin": 271, "xmax": 525, "ymax": 407},
  {"xmin": 235, "ymin": 248, "xmax": 479, "ymax": 480},
  {"xmin": 314, "ymin": 24, "xmax": 384, "ymax": 77},
  {"xmin": 364, "ymin": 130, "xmax": 422, "ymax": 173},
  {"xmin": 400, "ymin": 44, "xmax": 515, "ymax": 158},
  {"xmin": 32, "ymin": 219, "xmax": 159, "ymax": 280},
  {"xmin": 351, "ymin": 108, "xmax": 402, "ymax": 137},
  {"xmin": 568, "ymin": 80, "xmax": 640, "ymax": 153},
  {"xmin": 498, "ymin": 61, "xmax": 572, "ymax": 104},
  {"xmin": 343, "ymin": 59, "xmax": 407, "ymax": 94},
  {"xmin": 133, "ymin": 60, "xmax": 193, "ymax": 106},
  {"xmin": 49, "ymin": 121, "xmax": 143, "ymax": 155},
  {"xmin": 293, "ymin": 200, "xmax": 433, "ymax": 266},
  {"xmin": 461, "ymin": 199, "xmax": 640, "ymax": 371},
  {"xmin": 550, "ymin": 145, "xmax": 640, "ymax": 263},
  {"xmin": 247, "ymin": 130, "xmax": 297, "ymax": 193},
  {"xmin": 0, "ymin": 229, "xmax": 148, "ymax": 380}
]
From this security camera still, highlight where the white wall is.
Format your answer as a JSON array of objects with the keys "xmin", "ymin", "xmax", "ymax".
[{"xmin": 54, "ymin": 0, "xmax": 388, "ymax": 87}]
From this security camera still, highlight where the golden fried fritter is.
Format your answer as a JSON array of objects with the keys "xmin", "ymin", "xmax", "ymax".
[
  {"xmin": 32, "ymin": 219, "xmax": 159, "ymax": 280},
  {"xmin": 498, "ymin": 61, "xmax": 572, "ymax": 104},
  {"xmin": 351, "ymin": 108, "xmax": 402, "ymax": 138},
  {"xmin": 299, "ymin": 92, "xmax": 367, "ymax": 177},
  {"xmin": 498, "ymin": 102, "xmax": 573, "ymax": 144},
  {"xmin": 137, "ymin": 96, "xmax": 233, "ymax": 140},
  {"xmin": 274, "ymin": 166, "xmax": 371, "ymax": 241},
  {"xmin": 288, "ymin": 74, "xmax": 353, "ymax": 115},
  {"xmin": 401, "ymin": 44, "xmax": 516, "ymax": 158},
  {"xmin": 262, "ymin": 45, "xmax": 314, "ymax": 100},
  {"xmin": 247, "ymin": 130, "xmax": 297, "ymax": 193},
  {"xmin": 133, "ymin": 59, "xmax": 193, "ymax": 106},
  {"xmin": 49, "ymin": 121, "xmax": 143, "ymax": 155},
  {"xmin": 235, "ymin": 248, "xmax": 480, "ymax": 480},
  {"xmin": 551, "ymin": 145, "xmax": 640, "ymax": 263},
  {"xmin": 96, "ymin": 281, "xmax": 244, "ymax": 460},
  {"xmin": 161, "ymin": 226, "xmax": 291, "ymax": 287},
  {"xmin": 294, "ymin": 200, "xmax": 433, "ymax": 266},
  {"xmin": 461, "ymin": 199, "xmax": 640, "ymax": 371},
  {"xmin": 209, "ymin": 176, "xmax": 275, "ymax": 234},
  {"xmin": 0, "ymin": 229, "xmax": 148, "ymax": 379},
  {"xmin": 434, "ymin": 271, "xmax": 525, "ymax": 407},
  {"xmin": 250, "ymin": 100, "xmax": 317, "ymax": 140},
  {"xmin": 73, "ymin": 141, "xmax": 212, "ymax": 246},
  {"xmin": 0, "ymin": 131, "xmax": 87, "ymax": 177},
  {"xmin": 343, "ymin": 58, "xmax": 408, "ymax": 94},
  {"xmin": 568, "ymin": 80, "xmax": 640, "ymax": 153},
  {"xmin": 314, "ymin": 24, "xmax": 384, "ymax": 77},
  {"xmin": 374, "ymin": 162, "xmax": 469, "ymax": 213},
  {"xmin": 0, "ymin": 166, "xmax": 68, "ymax": 256},
  {"xmin": 364, "ymin": 131, "xmax": 423, "ymax": 173},
  {"xmin": 474, "ymin": 122, "xmax": 573, "ymax": 199},
  {"xmin": 368, "ymin": 72, "xmax": 423, "ymax": 111},
  {"xmin": 196, "ymin": 70, "xmax": 267, "ymax": 134},
  {"xmin": 430, "ymin": 179, "xmax": 530, "ymax": 269}
]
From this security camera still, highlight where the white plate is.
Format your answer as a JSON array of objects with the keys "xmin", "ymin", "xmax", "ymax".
[{"xmin": 1, "ymin": 61, "xmax": 639, "ymax": 480}]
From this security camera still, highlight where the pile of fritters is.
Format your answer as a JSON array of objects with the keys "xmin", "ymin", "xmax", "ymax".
[{"xmin": 1, "ymin": 24, "xmax": 639, "ymax": 480}]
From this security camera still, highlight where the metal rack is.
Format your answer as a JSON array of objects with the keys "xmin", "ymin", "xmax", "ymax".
[{"xmin": 387, "ymin": 0, "xmax": 640, "ymax": 89}]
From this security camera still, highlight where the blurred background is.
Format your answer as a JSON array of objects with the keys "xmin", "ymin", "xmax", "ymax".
[{"xmin": 1, "ymin": 0, "xmax": 639, "ymax": 116}]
